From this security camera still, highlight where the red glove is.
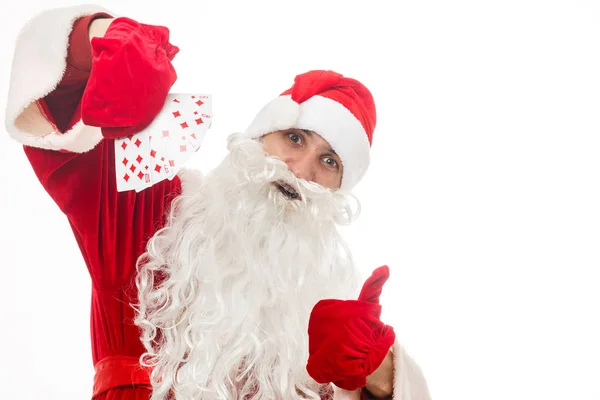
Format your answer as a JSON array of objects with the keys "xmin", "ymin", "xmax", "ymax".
[
  {"xmin": 307, "ymin": 266, "xmax": 396, "ymax": 391},
  {"xmin": 81, "ymin": 17, "xmax": 179, "ymax": 138}
]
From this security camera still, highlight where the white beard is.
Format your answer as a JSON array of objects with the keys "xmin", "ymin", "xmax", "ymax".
[{"xmin": 135, "ymin": 133, "xmax": 362, "ymax": 400}]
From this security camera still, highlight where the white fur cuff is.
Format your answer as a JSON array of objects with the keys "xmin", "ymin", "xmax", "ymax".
[{"xmin": 5, "ymin": 4, "xmax": 114, "ymax": 152}]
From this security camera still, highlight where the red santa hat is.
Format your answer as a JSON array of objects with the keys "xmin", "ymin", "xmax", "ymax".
[{"xmin": 244, "ymin": 70, "xmax": 376, "ymax": 191}]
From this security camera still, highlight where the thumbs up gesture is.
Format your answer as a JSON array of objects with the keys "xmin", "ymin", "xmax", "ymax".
[{"xmin": 306, "ymin": 266, "xmax": 396, "ymax": 391}]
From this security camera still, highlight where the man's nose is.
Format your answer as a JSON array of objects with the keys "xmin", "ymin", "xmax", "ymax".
[{"xmin": 286, "ymin": 155, "xmax": 317, "ymax": 183}]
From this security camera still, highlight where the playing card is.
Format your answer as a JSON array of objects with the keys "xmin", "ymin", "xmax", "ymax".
[
  {"xmin": 114, "ymin": 93, "xmax": 212, "ymax": 192},
  {"xmin": 146, "ymin": 93, "xmax": 213, "ymax": 178},
  {"xmin": 115, "ymin": 133, "xmax": 153, "ymax": 192},
  {"xmin": 147, "ymin": 135, "xmax": 173, "ymax": 184}
]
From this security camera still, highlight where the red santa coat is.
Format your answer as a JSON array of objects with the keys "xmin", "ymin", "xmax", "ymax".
[{"xmin": 5, "ymin": 5, "xmax": 430, "ymax": 400}]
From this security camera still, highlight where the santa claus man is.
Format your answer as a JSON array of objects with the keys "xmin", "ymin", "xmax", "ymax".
[{"xmin": 5, "ymin": 4, "xmax": 430, "ymax": 400}]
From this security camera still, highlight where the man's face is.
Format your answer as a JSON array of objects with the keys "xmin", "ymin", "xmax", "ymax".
[{"xmin": 261, "ymin": 129, "xmax": 344, "ymax": 194}]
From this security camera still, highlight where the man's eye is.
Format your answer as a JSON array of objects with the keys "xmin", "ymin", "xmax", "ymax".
[
  {"xmin": 288, "ymin": 133, "xmax": 302, "ymax": 144},
  {"xmin": 323, "ymin": 157, "xmax": 338, "ymax": 169}
]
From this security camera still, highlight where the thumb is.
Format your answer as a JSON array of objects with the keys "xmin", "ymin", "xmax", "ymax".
[{"xmin": 357, "ymin": 265, "xmax": 390, "ymax": 303}]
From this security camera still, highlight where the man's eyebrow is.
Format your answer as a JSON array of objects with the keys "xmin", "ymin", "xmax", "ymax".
[{"xmin": 299, "ymin": 129, "xmax": 338, "ymax": 156}]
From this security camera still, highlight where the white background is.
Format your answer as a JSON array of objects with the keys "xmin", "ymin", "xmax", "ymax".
[{"xmin": 1, "ymin": 0, "xmax": 599, "ymax": 399}]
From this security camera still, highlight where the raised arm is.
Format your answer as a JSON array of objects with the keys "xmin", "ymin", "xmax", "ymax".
[
  {"xmin": 5, "ymin": 5, "xmax": 183, "ymax": 290},
  {"xmin": 13, "ymin": 16, "xmax": 113, "ymax": 134}
]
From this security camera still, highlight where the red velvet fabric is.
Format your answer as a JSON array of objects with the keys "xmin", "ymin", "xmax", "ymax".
[
  {"xmin": 81, "ymin": 17, "xmax": 179, "ymax": 138},
  {"xmin": 307, "ymin": 266, "xmax": 396, "ymax": 391},
  {"xmin": 280, "ymin": 69, "xmax": 377, "ymax": 145},
  {"xmin": 93, "ymin": 356, "xmax": 152, "ymax": 397},
  {"xmin": 23, "ymin": 136, "xmax": 181, "ymax": 399},
  {"xmin": 44, "ymin": 12, "xmax": 112, "ymax": 132}
]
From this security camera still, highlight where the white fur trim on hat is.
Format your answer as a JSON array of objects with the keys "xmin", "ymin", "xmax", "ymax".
[
  {"xmin": 244, "ymin": 94, "xmax": 370, "ymax": 191},
  {"xmin": 5, "ymin": 4, "xmax": 114, "ymax": 152}
]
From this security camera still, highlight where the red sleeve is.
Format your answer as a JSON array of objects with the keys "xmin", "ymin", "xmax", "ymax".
[
  {"xmin": 25, "ymin": 14, "xmax": 182, "ymax": 291},
  {"xmin": 24, "ymin": 143, "xmax": 181, "ymax": 291}
]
